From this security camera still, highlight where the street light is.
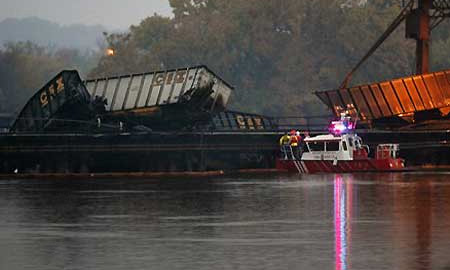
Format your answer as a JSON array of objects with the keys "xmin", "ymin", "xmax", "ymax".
[{"xmin": 106, "ymin": 48, "xmax": 115, "ymax": 56}]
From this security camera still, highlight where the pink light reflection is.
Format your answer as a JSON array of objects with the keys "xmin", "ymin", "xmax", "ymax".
[{"xmin": 334, "ymin": 175, "xmax": 353, "ymax": 270}]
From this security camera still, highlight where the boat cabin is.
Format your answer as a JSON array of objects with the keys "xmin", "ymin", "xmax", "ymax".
[{"xmin": 301, "ymin": 133, "xmax": 369, "ymax": 161}]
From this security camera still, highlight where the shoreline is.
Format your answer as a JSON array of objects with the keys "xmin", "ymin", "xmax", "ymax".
[{"xmin": 0, "ymin": 167, "xmax": 449, "ymax": 180}]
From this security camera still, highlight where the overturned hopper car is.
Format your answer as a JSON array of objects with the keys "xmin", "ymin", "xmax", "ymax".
[
  {"xmin": 10, "ymin": 70, "xmax": 97, "ymax": 133},
  {"xmin": 7, "ymin": 66, "xmax": 274, "ymax": 134},
  {"xmin": 84, "ymin": 66, "xmax": 233, "ymax": 130},
  {"xmin": 315, "ymin": 69, "xmax": 450, "ymax": 129}
]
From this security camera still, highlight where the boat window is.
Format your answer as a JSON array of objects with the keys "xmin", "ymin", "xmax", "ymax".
[
  {"xmin": 302, "ymin": 143, "xmax": 310, "ymax": 152},
  {"xmin": 342, "ymin": 141, "xmax": 348, "ymax": 151},
  {"xmin": 309, "ymin": 141, "xmax": 325, "ymax": 151},
  {"xmin": 326, "ymin": 141, "xmax": 340, "ymax": 151},
  {"xmin": 348, "ymin": 138, "xmax": 354, "ymax": 147}
]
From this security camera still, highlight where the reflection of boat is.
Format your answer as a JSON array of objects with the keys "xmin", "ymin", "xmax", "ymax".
[{"xmin": 276, "ymin": 115, "xmax": 405, "ymax": 173}]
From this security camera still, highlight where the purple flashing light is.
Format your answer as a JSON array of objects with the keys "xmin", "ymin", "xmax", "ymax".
[{"xmin": 329, "ymin": 119, "xmax": 355, "ymax": 136}]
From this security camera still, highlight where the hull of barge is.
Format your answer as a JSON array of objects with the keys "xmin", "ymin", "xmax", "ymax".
[{"xmin": 0, "ymin": 129, "xmax": 449, "ymax": 174}]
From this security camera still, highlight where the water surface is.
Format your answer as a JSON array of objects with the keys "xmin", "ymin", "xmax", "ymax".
[{"xmin": 0, "ymin": 173, "xmax": 449, "ymax": 270}]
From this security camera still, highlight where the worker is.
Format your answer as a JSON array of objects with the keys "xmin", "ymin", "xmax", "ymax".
[
  {"xmin": 290, "ymin": 130, "xmax": 300, "ymax": 160},
  {"xmin": 290, "ymin": 130, "xmax": 299, "ymax": 147},
  {"xmin": 279, "ymin": 132, "xmax": 291, "ymax": 160},
  {"xmin": 296, "ymin": 131, "xmax": 304, "ymax": 159}
]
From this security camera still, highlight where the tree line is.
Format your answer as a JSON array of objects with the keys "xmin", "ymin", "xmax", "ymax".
[
  {"xmin": 0, "ymin": 42, "xmax": 99, "ymax": 113},
  {"xmin": 1, "ymin": 0, "xmax": 449, "ymax": 116},
  {"xmin": 90, "ymin": 0, "xmax": 450, "ymax": 116}
]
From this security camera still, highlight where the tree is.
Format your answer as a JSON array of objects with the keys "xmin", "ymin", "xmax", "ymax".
[
  {"xmin": 89, "ymin": 0, "xmax": 450, "ymax": 116},
  {"xmin": 0, "ymin": 41, "xmax": 100, "ymax": 113}
]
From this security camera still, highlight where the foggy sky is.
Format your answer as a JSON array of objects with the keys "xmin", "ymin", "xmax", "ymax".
[{"xmin": 0, "ymin": 0, "xmax": 172, "ymax": 29}]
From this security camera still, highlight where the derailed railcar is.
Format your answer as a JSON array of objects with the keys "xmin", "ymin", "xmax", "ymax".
[
  {"xmin": 10, "ymin": 71, "xmax": 95, "ymax": 133},
  {"xmin": 0, "ymin": 66, "xmax": 283, "ymax": 174},
  {"xmin": 315, "ymin": 69, "xmax": 450, "ymax": 128},
  {"xmin": 85, "ymin": 66, "xmax": 233, "ymax": 112},
  {"xmin": 84, "ymin": 66, "xmax": 234, "ymax": 131},
  {"xmin": 208, "ymin": 111, "xmax": 277, "ymax": 131}
]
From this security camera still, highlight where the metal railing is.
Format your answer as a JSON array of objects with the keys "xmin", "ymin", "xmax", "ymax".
[
  {"xmin": 3, "ymin": 114, "xmax": 335, "ymax": 135},
  {"xmin": 4, "ymin": 117, "xmax": 122, "ymax": 134},
  {"xmin": 270, "ymin": 115, "xmax": 333, "ymax": 132}
]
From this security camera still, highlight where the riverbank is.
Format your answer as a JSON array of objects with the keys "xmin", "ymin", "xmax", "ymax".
[{"xmin": 0, "ymin": 166, "xmax": 448, "ymax": 180}]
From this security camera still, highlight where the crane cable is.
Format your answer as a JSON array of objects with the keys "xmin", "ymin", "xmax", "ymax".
[{"xmin": 339, "ymin": 0, "xmax": 415, "ymax": 89}]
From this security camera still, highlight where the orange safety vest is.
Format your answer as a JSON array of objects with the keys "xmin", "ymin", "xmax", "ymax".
[{"xmin": 290, "ymin": 135, "xmax": 298, "ymax": 146}]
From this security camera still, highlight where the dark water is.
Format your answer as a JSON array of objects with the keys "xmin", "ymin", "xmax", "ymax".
[{"xmin": 1, "ymin": 173, "xmax": 450, "ymax": 270}]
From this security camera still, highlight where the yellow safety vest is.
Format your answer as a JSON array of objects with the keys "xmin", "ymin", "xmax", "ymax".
[{"xmin": 279, "ymin": 135, "xmax": 291, "ymax": 146}]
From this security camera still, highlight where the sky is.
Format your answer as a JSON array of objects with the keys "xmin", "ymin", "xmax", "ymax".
[{"xmin": 0, "ymin": 0, "xmax": 173, "ymax": 29}]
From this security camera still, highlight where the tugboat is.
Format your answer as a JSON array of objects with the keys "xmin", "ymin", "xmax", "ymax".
[{"xmin": 276, "ymin": 114, "xmax": 405, "ymax": 173}]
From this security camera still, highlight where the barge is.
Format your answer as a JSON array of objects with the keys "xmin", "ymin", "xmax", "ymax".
[{"xmin": 0, "ymin": 66, "xmax": 449, "ymax": 175}]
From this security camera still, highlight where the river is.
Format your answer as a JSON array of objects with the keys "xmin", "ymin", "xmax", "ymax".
[{"xmin": 0, "ymin": 172, "xmax": 449, "ymax": 270}]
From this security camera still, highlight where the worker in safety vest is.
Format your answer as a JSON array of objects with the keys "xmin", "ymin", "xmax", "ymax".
[
  {"xmin": 279, "ymin": 133, "xmax": 291, "ymax": 159},
  {"xmin": 290, "ymin": 130, "xmax": 298, "ymax": 146},
  {"xmin": 290, "ymin": 130, "xmax": 300, "ymax": 160},
  {"xmin": 296, "ymin": 131, "xmax": 304, "ymax": 159},
  {"xmin": 279, "ymin": 133, "xmax": 291, "ymax": 146}
]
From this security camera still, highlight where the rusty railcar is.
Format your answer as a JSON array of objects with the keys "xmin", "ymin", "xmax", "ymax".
[{"xmin": 316, "ymin": 69, "xmax": 450, "ymax": 128}]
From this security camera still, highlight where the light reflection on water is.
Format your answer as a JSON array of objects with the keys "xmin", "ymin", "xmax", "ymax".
[
  {"xmin": 0, "ymin": 173, "xmax": 449, "ymax": 270},
  {"xmin": 334, "ymin": 175, "xmax": 349, "ymax": 270}
]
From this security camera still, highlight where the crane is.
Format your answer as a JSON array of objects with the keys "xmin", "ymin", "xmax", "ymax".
[{"xmin": 340, "ymin": 0, "xmax": 450, "ymax": 89}]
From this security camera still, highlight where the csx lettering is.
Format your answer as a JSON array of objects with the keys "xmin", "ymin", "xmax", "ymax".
[
  {"xmin": 40, "ymin": 76, "xmax": 64, "ymax": 107},
  {"xmin": 152, "ymin": 71, "xmax": 187, "ymax": 86},
  {"xmin": 246, "ymin": 117, "xmax": 255, "ymax": 130},
  {"xmin": 48, "ymin": 85, "xmax": 55, "ymax": 95},
  {"xmin": 166, "ymin": 73, "xmax": 174, "ymax": 85},
  {"xmin": 175, "ymin": 70, "xmax": 187, "ymax": 83},
  {"xmin": 253, "ymin": 117, "xmax": 263, "ymax": 129},
  {"xmin": 40, "ymin": 92, "xmax": 49, "ymax": 106},
  {"xmin": 56, "ymin": 77, "xmax": 64, "ymax": 93},
  {"xmin": 154, "ymin": 74, "xmax": 165, "ymax": 86},
  {"xmin": 236, "ymin": 115, "xmax": 246, "ymax": 129},
  {"xmin": 236, "ymin": 115, "xmax": 265, "ymax": 130}
]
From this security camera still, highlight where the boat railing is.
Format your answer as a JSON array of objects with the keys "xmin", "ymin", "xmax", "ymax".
[{"xmin": 376, "ymin": 144, "xmax": 400, "ymax": 159}]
